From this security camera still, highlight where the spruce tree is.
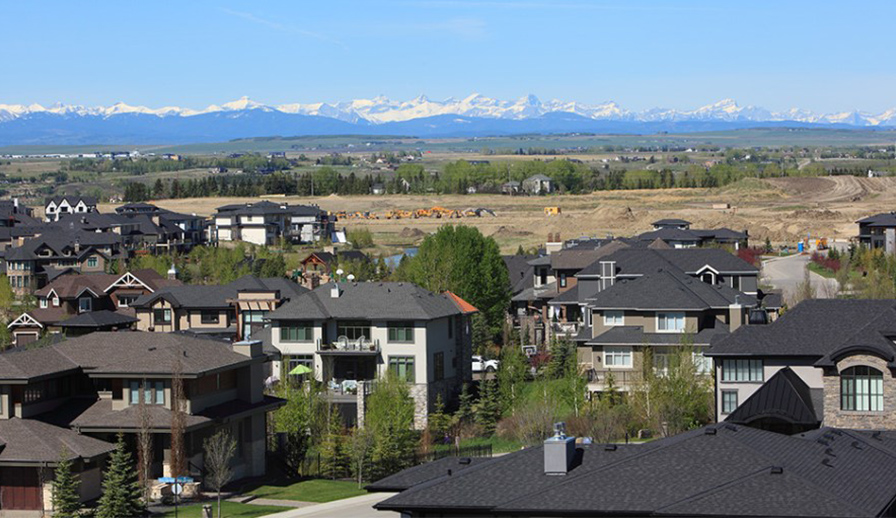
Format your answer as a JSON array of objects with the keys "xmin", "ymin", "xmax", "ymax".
[
  {"xmin": 474, "ymin": 379, "xmax": 501, "ymax": 436},
  {"xmin": 52, "ymin": 449, "xmax": 81, "ymax": 518},
  {"xmin": 96, "ymin": 433, "xmax": 144, "ymax": 518}
]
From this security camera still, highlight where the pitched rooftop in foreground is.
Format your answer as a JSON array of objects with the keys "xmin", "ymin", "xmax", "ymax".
[{"xmin": 377, "ymin": 424, "xmax": 896, "ymax": 517}]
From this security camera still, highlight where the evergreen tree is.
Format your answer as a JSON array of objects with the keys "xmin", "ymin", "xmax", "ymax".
[
  {"xmin": 96, "ymin": 433, "xmax": 144, "ymax": 518},
  {"xmin": 320, "ymin": 409, "xmax": 350, "ymax": 479},
  {"xmin": 366, "ymin": 371, "xmax": 416, "ymax": 479},
  {"xmin": 456, "ymin": 382, "xmax": 475, "ymax": 426},
  {"xmin": 52, "ymin": 449, "xmax": 81, "ymax": 518},
  {"xmin": 497, "ymin": 343, "xmax": 529, "ymax": 412},
  {"xmin": 474, "ymin": 379, "xmax": 501, "ymax": 436}
]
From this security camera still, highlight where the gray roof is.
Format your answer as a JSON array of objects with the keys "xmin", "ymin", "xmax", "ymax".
[
  {"xmin": 725, "ymin": 367, "xmax": 820, "ymax": 428},
  {"xmin": 215, "ymin": 201, "xmax": 322, "ymax": 217},
  {"xmin": 586, "ymin": 270, "xmax": 755, "ymax": 311},
  {"xmin": 708, "ymin": 299, "xmax": 896, "ymax": 358},
  {"xmin": 69, "ymin": 398, "xmax": 211, "ymax": 431},
  {"xmin": 268, "ymin": 282, "xmax": 463, "ymax": 321},
  {"xmin": 587, "ymin": 322, "xmax": 730, "ymax": 346},
  {"xmin": 0, "ymin": 418, "xmax": 114, "ymax": 464},
  {"xmin": 578, "ymin": 248, "xmax": 758, "ymax": 277},
  {"xmin": 367, "ymin": 456, "xmax": 490, "ymax": 492},
  {"xmin": 503, "ymin": 255, "xmax": 536, "ymax": 295},
  {"xmin": 548, "ymin": 285, "xmax": 579, "ymax": 305},
  {"xmin": 652, "ymin": 218, "xmax": 691, "ymax": 226},
  {"xmin": 56, "ymin": 310, "xmax": 137, "ymax": 329},
  {"xmin": 377, "ymin": 424, "xmax": 896, "ymax": 517},
  {"xmin": 551, "ymin": 241, "xmax": 629, "ymax": 270},
  {"xmin": 857, "ymin": 212, "xmax": 896, "ymax": 227},
  {"xmin": 132, "ymin": 275, "xmax": 306, "ymax": 309}
]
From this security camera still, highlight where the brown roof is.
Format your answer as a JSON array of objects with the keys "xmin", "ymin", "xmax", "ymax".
[
  {"xmin": 550, "ymin": 241, "xmax": 630, "ymax": 270},
  {"xmin": 34, "ymin": 269, "xmax": 181, "ymax": 299},
  {"xmin": 69, "ymin": 398, "xmax": 211, "ymax": 431},
  {"xmin": 0, "ymin": 346, "xmax": 79, "ymax": 381},
  {"xmin": 0, "ymin": 418, "xmax": 114, "ymax": 464}
]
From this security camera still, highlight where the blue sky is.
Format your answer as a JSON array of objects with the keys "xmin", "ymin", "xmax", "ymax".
[{"xmin": 1, "ymin": 1, "xmax": 893, "ymax": 113}]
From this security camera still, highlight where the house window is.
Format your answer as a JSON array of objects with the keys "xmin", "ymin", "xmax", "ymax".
[
  {"xmin": 117, "ymin": 295, "xmax": 137, "ymax": 308},
  {"xmin": 657, "ymin": 312, "xmax": 685, "ymax": 333},
  {"xmin": 701, "ymin": 272, "xmax": 715, "ymax": 284},
  {"xmin": 389, "ymin": 356, "xmax": 415, "ymax": 382},
  {"xmin": 559, "ymin": 273, "xmax": 567, "ymax": 288},
  {"xmin": 39, "ymin": 298, "xmax": 47, "ymax": 309},
  {"xmin": 604, "ymin": 347, "xmax": 632, "ymax": 368},
  {"xmin": 52, "ymin": 297, "xmax": 60, "ymax": 307},
  {"xmin": 692, "ymin": 351, "xmax": 712, "ymax": 375},
  {"xmin": 337, "ymin": 320, "xmax": 371, "ymax": 341},
  {"xmin": 200, "ymin": 311, "xmax": 220, "ymax": 324},
  {"xmin": 730, "ymin": 276, "xmax": 741, "ymax": 291},
  {"xmin": 721, "ymin": 359, "xmax": 763, "ymax": 382},
  {"xmin": 87, "ymin": 257, "xmax": 98, "ymax": 268},
  {"xmin": 78, "ymin": 297, "xmax": 92, "ymax": 313},
  {"xmin": 287, "ymin": 355, "xmax": 314, "ymax": 379},
  {"xmin": 388, "ymin": 322, "xmax": 414, "ymax": 343},
  {"xmin": 24, "ymin": 383, "xmax": 44, "ymax": 404},
  {"xmin": 130, "ymin": 381, "xmax": 164, "ymax": 405},
  {"xmin": 434, "ymin": 352, "xmax": 445, "ymax": 381},
  {"xmin": 280, "ymin": 322, "xmax": 313, "ymax": 342},
  {"xmin": 154, "ymin": 308, "xmax": 172, "ymax": 325},
  {"xmin": 653, "ymin": 349, "xmax": 670, "ymax": 376},
  {"xmin": 841, "ymin": 366, "xmax": 884, "ymax": 412},
  {"xmin": 722, "ymin": 390, "xmax": 739, "ymax": 413},
  {"xmin": 604, "ymin": 311, "xmax": 624, "ymax": 326}
]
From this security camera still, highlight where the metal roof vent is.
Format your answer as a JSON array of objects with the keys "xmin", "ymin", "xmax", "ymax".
[
  {"xmin": 770, "ymin": 466, "xmax": 783, "ymax": 475},
  {"xmin": 544, "ymin": 422, "xmax": 576, "ymax": 476}
]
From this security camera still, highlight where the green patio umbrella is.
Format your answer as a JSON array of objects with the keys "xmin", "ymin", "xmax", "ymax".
[{"xmin": 288, "ymin": 364, "xmax": 313, "ymax": 376}]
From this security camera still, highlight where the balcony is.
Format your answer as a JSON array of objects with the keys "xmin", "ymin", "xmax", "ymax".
[
  {"xmin": 551, "ymin": 321, "xmax": 580, "ymax": 336},
  {"xmin": 316, "ymin": 337, "xmax": 380, "ymax": 355}
]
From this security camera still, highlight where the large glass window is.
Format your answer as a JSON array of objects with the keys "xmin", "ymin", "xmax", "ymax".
[
  {"xmin": 388, "ymin": 322, "xmax": 414, "ymax": 343},
  {"xmin": 130, "ymin": 380, "xmax": 164, "ymax": 405},
  {"xmin": 117, "ymin": 295, "xmax": 137, "ymax": 308},
  {"xmin": 722, "ymin": 390, "xmax": 739, "ymax": 413},
  {"xmin": 841, "ymin": 366, "xmax": 884, "ymax": 412},
  {"xmin": 337, "ymin": 320, "xmax": 371, "ymax": 341},
  {"xmin": 693, "ymin": 351, "xmax": 713, "ymax": 375},
  {"xmin": 280, "ymin": 322, "xmax": 313, "ymax": 342},
  {"xmin": 604, "ymin": 347, "xmax": 632, "ymax": 368},
  {"xmin": 721, "ymin": 359, "xmax": 763, "ymax": 382},
  {"xmin": 154, "ymin": 308, "xmax": 172, "ymax": 325},
  {"xmin": 657, "ymin": 312, "xmax": 685, "ymax": 333},
  {"xmin": 604, "ymin": 311, "xmax": 624, "ymax": 326},
  {"xmin": 287, "ymin": 355, "xmax": 314, "ymax": 379},
  {"xmin": 87, "ymin": 257, "xmax": 98, "ymax": 268},
  {"xmin": 389, "ymin": 356, "xmax": 415, "ymax": 382},
  {"xmin": 653, "ymin": 349, "xmax": 670, "ymax": 376},
  {"xmin": 200, "ymin": 311, "xmax": 220, "ymax": 324}
]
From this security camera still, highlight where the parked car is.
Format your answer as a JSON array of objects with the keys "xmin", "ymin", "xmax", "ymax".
[{"xmin": 472, "ymin": 355, "xmax": 500, "ymax": 373}]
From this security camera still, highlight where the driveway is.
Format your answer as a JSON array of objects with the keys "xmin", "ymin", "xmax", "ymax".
[
  {"xmin": 762, "ymin": 253, "xmax": 839, "ymax": 302},
  {"xmin": 263, "ymin": 492, "xmax": 398, "ymax": 518}
]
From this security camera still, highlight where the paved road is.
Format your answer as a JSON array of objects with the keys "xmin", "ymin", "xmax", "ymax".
[
  {"xmin": 263, "ymin": 492, "xmax": 398, "ymax": 518},
  {"xmin": 762, "ymin": 253, "xmax": 839, "ymax": 302}
]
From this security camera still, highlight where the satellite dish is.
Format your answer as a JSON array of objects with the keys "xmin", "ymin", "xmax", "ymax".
[
  {"xmin": 347, "ymin": 274, "xmax": 355, "ymax": 281},
  {"xmin": 336, "ymin": 268, "xmax": 344, "ymax": 276}
]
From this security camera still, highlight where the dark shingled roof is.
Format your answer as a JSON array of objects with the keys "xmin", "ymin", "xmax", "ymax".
[
  {"xmin": 0, "ymin": 418, "xmax": 114, "ymax": 464},
  {"xmin": 367, "ymin": 456, "xmax": 491, "ymax": 492},
  {"xmin": 708, "ymin": 299, "xmax": 896, "ymax": 358},
  {"xmin": 587, "ymin": 322, "xmax": 730, "ymax": 346},
  {"xmin": 725, "ymin": 367, "xmax": 821, "ymax": 428},
  {"xmin": 56, "ymin": 310, "xmax": 137, "ymax": 329},
  {"xmin": 578, "ymin": 248, "xmax": 757, "ymax": 277},
  {"xmin": 377, "ymin": 424, "xmax": 896, "ymax": 517},
  {"xmin": 268, "ymin": 282, "xmax": 463, "ymax": 321},
  {"xmin": 652, "ymin": 218, "xmax": 692, "ymax": 226},
  {"xmin": 550, "ymin": 241, "xmax": 629, "ymax": 271},
  {"xmin": 586, "ymin": 269, "xmax": 754, "ymax": 311},
  {"xmin": 132, "ymin": 275, "xmax": 305, "ymax": 309},
  {"xmin": 503, "ymin": 255, "xmax": 536, "ymax": 295},
  {"xmin": 857, "ymin": 212, "xmax": 896, "ymax": 227},
  {"xmin": 69, "ymin": 398, "xmax": 211, "ymax": 431}
]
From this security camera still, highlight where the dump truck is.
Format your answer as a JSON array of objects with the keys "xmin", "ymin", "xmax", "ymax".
[{"xmin": 544, "ymin": 206, "xmax": 561, "ymax": 216}]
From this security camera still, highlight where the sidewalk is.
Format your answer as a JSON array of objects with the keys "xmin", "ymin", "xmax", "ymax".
[{"xmin": 261, "ymin": 492, "xmax": 397, "ymax": 518}]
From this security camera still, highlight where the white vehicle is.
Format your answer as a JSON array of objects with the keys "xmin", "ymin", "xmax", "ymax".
[{"xmin": 472, "ymin": 355, "xmax": 500, "ymax": 373}]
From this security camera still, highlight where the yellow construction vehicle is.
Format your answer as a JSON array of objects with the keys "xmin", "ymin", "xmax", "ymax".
[
  {"xmin": 816, "ymin": 238, "xmax": 829, "ymax": 250},
  {"xmin": 544, "ymin": 206, "xmax": 561, "ymax": 216}
]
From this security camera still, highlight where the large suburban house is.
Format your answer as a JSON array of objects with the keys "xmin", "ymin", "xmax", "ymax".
[
  {"xmin": 44, "ymin": 196, "xmax": 97, "ymax": 222},
  {"xmin": 856, "ymin": 211, "xmax": 896, "ymax": 252},
  {"xmin": 5, "ymin": 230, "xmax": 123, "ymax": 295},
  {"xmin": 522, "ymin": 174, "xmax": 555, "ymax": 195},
  {"xmin": 211, "ymin": 201, "xmax": 335, "ymax": 246},
  {"xmin": 0, "ymin": 332, "xmax": 283, "ymax": 512},
  {"xmin": 375, "ymin": 422, "xmax": 896, "ymax": 518},
  {"xmin": 263, "ymin": 282, "xmax": 477, "ymax": 429},
  {"xmin": 130, "ymin": 275, "xmax": 307, "ymax": 341},
  {"xmin": 708, "ymin": 299, "xmax": 896, "ymax": 431},
  {"xmin": 7, "ymin": 269, "xmax": 180, "ymax": 346},
  {"xmin": 637, "ymin": 219, "xmax": 749, "ymax": 249}
]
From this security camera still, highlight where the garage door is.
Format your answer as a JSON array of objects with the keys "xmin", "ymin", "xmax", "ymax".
[
  {"xmin": 1, "ymin": 467, "xmax": 42, "ymax": 510},
  {"xmin": 14, "ymin": 333, "xmax": 38, "ymax": 347}
]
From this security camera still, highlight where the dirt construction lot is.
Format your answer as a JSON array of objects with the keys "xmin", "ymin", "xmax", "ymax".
[{"xmin": 107, "ymin": 176, "xmax": 896, "ymax": 253}]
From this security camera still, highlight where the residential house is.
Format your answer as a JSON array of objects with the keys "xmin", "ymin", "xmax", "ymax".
[
  {"xmin": 7, "ymin": 269, "xmax": 179, "ymax": 346},
  {"xmin": 375, "ymin": 422, "xmax": 896, "ymax": 518},
  {"xmin": 212, "ymin": 201, "xmax": 334, "ymax": 246},
  {"xmin": 856, "ymin": 212, "xmax": 896, "ymax": 252},
  {"xmin": 638, "ymin": 219, "xmax": 749, "ymax": 249},
  {"xmin": 298, "ymin": 249, "xmax": 371, "ymax": 288},
  {"xmin": 522, "ymin": 174, "xmax": 555, "ymax": 195},
  {"xmin": 0, "ymin": 332, "xmax": 283, "ymax": 512},
  {"xmin": 5, "ymin": 231, "xmax": 123, "ymax": 295},
  {"xmin": 263, "ymin": 282, "xmax": 476, "ymax": 429},
  {"xmin": 131, "ymin": 275, "xmax": 307, "ymax": 341},
  {"xmin": 61, "ymin": 204, "xmax": 205, "ymax": 254},
  {"xmin": 708, "ymin": 299, "xmax": 896, "ymax": 430},
  {"xmin": 44, "ymin": 196, "xmax": 97, "ymax": 222}
]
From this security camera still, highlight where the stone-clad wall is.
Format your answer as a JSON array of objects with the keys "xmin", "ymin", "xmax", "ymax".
[{"xmin": 823, "ymin": 354, "xmax": 896, "ymax": 429}]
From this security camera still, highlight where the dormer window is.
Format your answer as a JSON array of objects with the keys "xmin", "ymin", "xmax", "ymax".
[
  {"xmin": 52, "ymin": 297, "xmax": 60, "ymax": 307},
  {"xmin": 701, "ymin": 272, "xmax": 715, "ymax": 284},
  {"xmin": 78, "ymin": 297, "xmax": 92, "ymax": 313}
]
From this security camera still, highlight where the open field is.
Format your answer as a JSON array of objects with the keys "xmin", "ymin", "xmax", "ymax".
[{"xmin": 100, "ymin": 176, "xmax": 896, "ymax": 253}]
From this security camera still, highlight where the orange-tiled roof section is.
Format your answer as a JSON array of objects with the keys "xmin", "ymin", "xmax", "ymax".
[{"xmin": 444, "ymin": 291, "xmax": 478, "ymax": 314}]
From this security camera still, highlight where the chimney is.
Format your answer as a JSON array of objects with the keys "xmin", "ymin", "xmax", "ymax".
[
  {"xmin": 544, "ymin": 422, "xmax": 576, "ymax": 476},
  {"xmin": 73, "ymin": 239, "xmax": 80, "ymax": 254},
  {"xmin": 729, "ymin": 296, "xmax": 744, "ymax": 332},
  {"xmin": 167, "ymin": 264, "xmax": 178, "ymax": 280},
  {"xmin": 330, "ymin": 283, "xmax": 341, "ymax": 298},
  {"xmin": 548, "ymin": 232, "xmax": 554, "ymax": 243},
  {"xmin": 233, "ymin": 339, "xmax": 263, "ymax": 358},
  {"xmin": 12, "ymin": 198, "xmax": 18, "ymax": 212},
  {"xmin": 600, "ymin": 261, "xmax": 616, "ymax": 291}
]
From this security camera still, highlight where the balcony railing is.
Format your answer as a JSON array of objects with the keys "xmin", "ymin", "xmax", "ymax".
[
  {"xmin": 317, "ymin": 336, "xmax": 380, "ymax": 354},
  {"xmin": 551, "ymin": 321, "xmax": 580, "ymax": 336}
]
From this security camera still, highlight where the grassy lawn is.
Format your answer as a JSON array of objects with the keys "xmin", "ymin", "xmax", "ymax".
[
  {"xmin": 160, "ymin": 501, "xmax": 283, "ymax": 518},
  {"xmin": 807, "ymin": 262, "xmax": 836, "ymax": 278},
  {"xmin": 432, "ymin": 435, "xmax": 524, "ymax": 455},
  {"xmin": 248, "ymin": 478, "xmax": 366, "ymax": 503}
]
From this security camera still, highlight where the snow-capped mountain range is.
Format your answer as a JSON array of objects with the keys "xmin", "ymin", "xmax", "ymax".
[{"xmin": 0, "ymin": 94, "xmax": 894, "ymax": 146}]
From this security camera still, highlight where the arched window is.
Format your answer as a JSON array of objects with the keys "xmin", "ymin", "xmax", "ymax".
[{"xmin": 841, "ymin": 366, "xmax": 884, "ymax": 412}]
